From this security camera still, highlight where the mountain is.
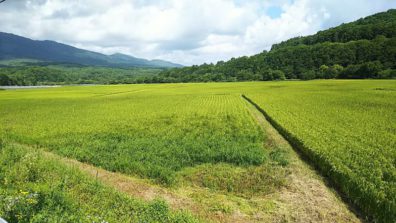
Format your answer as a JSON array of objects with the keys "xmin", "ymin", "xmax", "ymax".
[
  {"xmin": 159, "ymin": 9, "xmax": 396, "ymax": 82},
  {"xmin": 0, "ymin": 32, "xmax": 182, "ymax": 68}
]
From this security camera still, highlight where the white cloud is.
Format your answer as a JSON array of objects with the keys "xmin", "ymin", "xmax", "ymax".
[{"xmin": 1, "ymin": 0, "xmax": 395, "ymax": 65}]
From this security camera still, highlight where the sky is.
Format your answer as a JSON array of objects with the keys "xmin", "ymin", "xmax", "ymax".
[{"xmin": 1, "ymin": 0, "xmax": 395, "ymax": 65}]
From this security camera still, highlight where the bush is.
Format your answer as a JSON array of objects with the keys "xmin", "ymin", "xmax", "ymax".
[
  {"xmin": 261, "ymin": 69, "xmax": 285, "ymax": 80},
  {"xmin": 318, "ymin": 64, "xmax": 344, "ymax": 79},
  {"xmin": 378, "ymin": 69, "xmax": 396, "ymax": 78},
  {"xmin": 0, "ymin": 74, "xmax": 11, "ymax": 86},
  {"xmin": 272, "ymin": 70, "xmax": 286, "ymax": 80},
  {"xmin": 359, "ymin": 61, "xmax": 383, "ymax": 78},
  {"xmin": 301, "ymin": 70, "xmax": 316, "ymax": 80}
]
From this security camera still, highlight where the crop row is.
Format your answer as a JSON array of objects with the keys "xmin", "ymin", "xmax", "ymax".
[{"xmin": 244, "ymin": 80, "xmax": 396, "ymax": 222}]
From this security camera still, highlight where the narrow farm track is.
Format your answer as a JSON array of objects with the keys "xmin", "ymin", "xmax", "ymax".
[
  {"xmin": 242, "ymin": 95, "xmax": 362, "ymax": 223},
  {"xmin": 93, "ymin": 89, "xmax": 147, "ymax": 97},
  {"xmin": 52, "ymin": 154, "xmax": 187, "ymax": 206},
  {"xmin": 43, "ymin": 151, "xmax": 251, "ymax": 223}
]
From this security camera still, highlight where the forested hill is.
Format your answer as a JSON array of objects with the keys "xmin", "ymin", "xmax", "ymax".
[
  {"xmin": 271, "ymin": 9, "xmax": 396, "ymax": 50},
  {"xmin": 157, "ymin": 9, "xmax": 396, "ymax": 82}
]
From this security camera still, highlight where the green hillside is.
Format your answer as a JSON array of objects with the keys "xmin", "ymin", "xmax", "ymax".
[
  {"xmin": 0, "ymin": 32, "xmax": 182, "ymax": 68},
  {"xmin": 272, "ymin": 9, "xmax": 396, "ymax": 49},
  {"xmin": 159, "ymin": 9, "xmax": 396, "ymax": 82}
]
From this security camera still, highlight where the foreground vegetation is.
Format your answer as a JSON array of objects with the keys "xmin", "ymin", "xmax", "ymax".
[
  {"xmin": 0, "ymin": 80, "xmax": 394, "ymax": 222},
  {"xmin": 0, "ymin": 142, "xmax": 198, "ymax": 223}
]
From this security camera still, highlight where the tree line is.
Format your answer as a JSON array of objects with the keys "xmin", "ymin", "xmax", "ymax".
[{"xmin": 0, "ymin": 66, "xmax": 161, "ymax": 86}]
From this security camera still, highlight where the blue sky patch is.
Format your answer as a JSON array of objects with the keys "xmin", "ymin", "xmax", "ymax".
[{"xmin": 267, "ymin": 6, "xmax": 283, "ymax": 19}]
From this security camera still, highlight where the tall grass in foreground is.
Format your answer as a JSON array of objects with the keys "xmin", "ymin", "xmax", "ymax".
[{"xmin": 0, "ymin": 143, "xmax": 198, "ymax": 223}]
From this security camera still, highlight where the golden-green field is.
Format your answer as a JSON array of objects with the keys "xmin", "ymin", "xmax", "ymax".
[{"xmin": 0, "ymin": 80, "xmax": 395, "ymax": 222}]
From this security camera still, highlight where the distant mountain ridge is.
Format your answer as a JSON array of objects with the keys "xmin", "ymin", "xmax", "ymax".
[{"xmin": 0, "ymin": 32, "xmax": 182, "ymax": 68}]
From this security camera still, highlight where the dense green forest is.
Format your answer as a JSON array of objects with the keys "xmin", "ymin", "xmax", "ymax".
[
  {"xmin": 0, "ymin": 65, "xmax": 161, "ymax": 86},
  {"xmin": 157, "ymin": 9, "xmax": 396, "ymax": 82},
  {"xmin": 1, "ymin": 9, "xmax": 395, "ymax": 86}
]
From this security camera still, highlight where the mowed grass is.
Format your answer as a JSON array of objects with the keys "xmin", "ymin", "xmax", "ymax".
[
  {"xmin": 0, "ymin": 84, "xmax": 266, "ymax": 185},
  {"xmin": 244, "ymin": 80, "xmax": 396, "ymax": 222}
]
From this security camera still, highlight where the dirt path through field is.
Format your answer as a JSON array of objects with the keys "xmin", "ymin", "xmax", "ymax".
[
  {"xmin": 45, "ymin": 152, "xmax": 251, "ymax": 223},
  {"xmin": 243, "ymin": 95, "xmax": 362, "ymax": 223},
  {"xmin": 94, "ymin": 89, "xmax": 147, "ymax": 97}
]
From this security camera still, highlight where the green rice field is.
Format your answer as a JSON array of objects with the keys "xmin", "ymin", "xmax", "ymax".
[{"xmin": 0, "ymin": 80, "xmax": 395, "ymax": 222}]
